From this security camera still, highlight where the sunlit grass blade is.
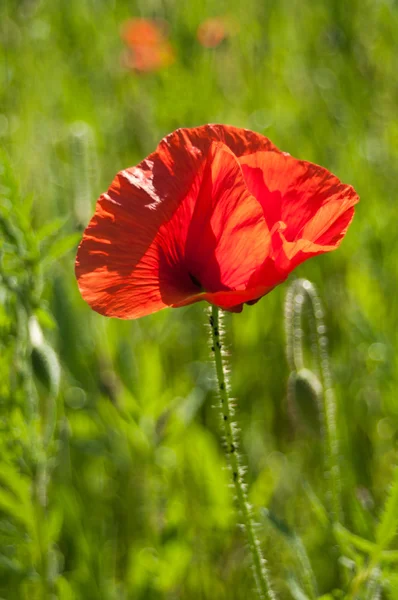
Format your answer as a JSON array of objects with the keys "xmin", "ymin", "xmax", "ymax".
[{"xmin": 262, "ymin": 509, "xmax": 318, "ymax": 600}]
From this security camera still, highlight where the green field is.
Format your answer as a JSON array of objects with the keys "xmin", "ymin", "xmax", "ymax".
[{"xmin": 1, "ymin": 1, "xmax": 398, "ymax": 598}]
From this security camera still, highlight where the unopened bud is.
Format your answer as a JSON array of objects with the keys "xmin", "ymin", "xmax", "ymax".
[{"xmin": 287, "ymin": 368, "xmax": 323, "ymax": 434}]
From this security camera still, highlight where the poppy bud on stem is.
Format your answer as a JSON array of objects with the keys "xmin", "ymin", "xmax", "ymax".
[
  {"xmin": 285, "ymin": 279, "xmax": 342, "ymax": 524},
  {"xmin": 209, "ymin": 305, "xmax": 276, "ymax": 600}
]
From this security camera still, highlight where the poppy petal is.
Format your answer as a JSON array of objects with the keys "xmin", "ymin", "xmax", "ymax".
[
  {"xmin": 76, "ymin": 130, "xmax": 273, "ymax": 319},
  {"xmin": 239, "ymin": 151, "xmax": 359, "ymax": 249},
  {"xmin": 154, "ymin": 141, "xmax": 271, "ymax": 307},
  {"xmin": 156, "ymin": 124, "xmax": 280, "ymax": 173},
  {"xmin": 184, "ymin": 142, "xmax": 270, "ymax": 293},
  {"xmin": 75, "ymin": 193, "xmax": 168, "ymax": 319},
  {"xmin": 269, "ymin": 215, "xmax": 355, "ymax": 273},
  {"xmin": 172, "ymin": 286, "xmax": 273, "ymax": 312}
]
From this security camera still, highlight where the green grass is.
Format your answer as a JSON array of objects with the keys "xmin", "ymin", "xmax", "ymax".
[{"xmin": 1, "ymin": 0, "xmax": 398, "ymax": 598}]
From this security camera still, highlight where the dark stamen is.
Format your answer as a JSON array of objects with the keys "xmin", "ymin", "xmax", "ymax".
[{"xmin": 189, "ymin": 272, "xmax": 202, "ymax": 288}]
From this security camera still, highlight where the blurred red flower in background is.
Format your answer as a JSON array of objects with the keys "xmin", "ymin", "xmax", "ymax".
[
  {"xmin": 197, "ymin": 17, "xmax": 235, "ymax": 48},
  {"xmin": 76, "ymin": 125, "xmax": 359, "ymax": 319},
  {"xmin": 121, "ymin": 18, "xmax": 174, "ymax": 72}
]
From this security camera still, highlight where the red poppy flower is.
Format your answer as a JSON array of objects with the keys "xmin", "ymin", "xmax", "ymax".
[
  {"xmin": 197, "ymin": 17, "xmax": 230, "ymax": 48},
  {"xmin": 75, "ymin": 125, "xmax": 359, "ymax": 319},
  {"xmin": 120, "ymin": 18, "xmax": 174, "ymax": 73}
]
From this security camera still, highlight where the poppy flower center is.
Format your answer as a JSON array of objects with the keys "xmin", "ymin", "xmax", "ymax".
[{"xmin": 189, "ymin": 272, "xmax": 203, "ymax": 289}]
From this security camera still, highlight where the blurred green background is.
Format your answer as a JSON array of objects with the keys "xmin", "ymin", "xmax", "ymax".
[{"xmin": 1, "ymin": 0, "xmax": 398, "ymax": 598}]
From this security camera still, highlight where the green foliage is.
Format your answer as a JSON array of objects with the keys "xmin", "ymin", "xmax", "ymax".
[{"xmin": 1, "ymin": 0, "xmax": 398, "ymax": 598}]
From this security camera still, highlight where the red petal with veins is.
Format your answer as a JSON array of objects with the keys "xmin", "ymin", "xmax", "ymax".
[
  {"xmin": 239, "ymin": 151, "xmax": 358, "ymax": 274},
  {"xmin": 76, "ymin": 126, "xmax": 276, "ymax": 318}
]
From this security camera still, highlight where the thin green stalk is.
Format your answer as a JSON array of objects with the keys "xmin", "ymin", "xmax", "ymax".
[{"xmin": 209, "ymin": 305, "xmax": 276, "ymax": 600}]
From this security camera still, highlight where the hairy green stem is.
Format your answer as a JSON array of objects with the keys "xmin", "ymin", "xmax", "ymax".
[{"xmin": 209, "ymin": 305, "xmax": 275, "ymax": 600}]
